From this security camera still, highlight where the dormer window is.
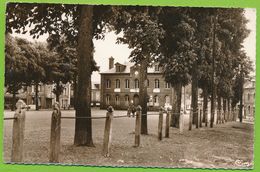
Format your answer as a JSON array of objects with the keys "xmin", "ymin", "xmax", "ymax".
[
  {"xmin": 116, "ymin": 65, "xmax": 121, "ymax": 72},
  {"xmin": 155, "ymin": 65, "xmax": 159, "ymax": 72}
]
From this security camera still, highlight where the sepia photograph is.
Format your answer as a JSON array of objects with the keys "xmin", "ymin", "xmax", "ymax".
[{"xmin": 3, "ymin": 3, "xmax": 256, "ymax": 169}]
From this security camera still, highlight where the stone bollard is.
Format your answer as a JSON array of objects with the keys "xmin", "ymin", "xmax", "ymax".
[
  {"xmin": 49, "ymin": 102, "xmax": 61, "ymax": 163},
  {"xmin": 11, "ymin": 99, "xmax": 26, "ymax": 162},
  {"xmin": 158, "ymin": 107, "xmax": 164, "ymax": 141},
  {"xmin": 179, "ymin": 110, "xmax": 184, "ymax": 134},
  {"xmin": 165, "ymin": 107, "xmax": 170, "ymax": 138},
  {"xmin": 103, "ymin": 106, "xmax": 114, "ymax": 157},
  {"xmin": 134, "ymin": 105, "xmax": 141, "ymax": 147}
]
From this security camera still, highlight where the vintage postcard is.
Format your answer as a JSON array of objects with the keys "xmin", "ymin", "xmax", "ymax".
[{"xmin": 2, "ymin": 2, "xmax": 256, "ymax": 170}]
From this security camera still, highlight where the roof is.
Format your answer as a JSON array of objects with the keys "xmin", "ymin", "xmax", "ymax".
[{"xmin": 100, "ymin": 61, "xmax": 162, "ymax": 74}]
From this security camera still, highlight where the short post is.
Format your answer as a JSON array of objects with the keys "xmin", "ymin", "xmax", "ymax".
[
  {"xmin": 11, "ymin": 100, "xmax": 26, "ymax": 162},
  {"xmin": 165, "ymin": 108, "xmax": 170, "ymax": 138},
  {"xmin": 103, "ymin": 106, "xmax": 114, "ymax": 157},
  {"xmin": 158, "ymin": 107, "xmax": 164, "ymax": 141},
  {"xmin": 134, "ymin": 105, "xmax": 141, "ymax": 147},
  {"xmin": 179, "ymin": 110, "xmax": 184, "ymax": 134},
  {"xmin": 49, "ymin": 102, "xmax": 61, "ymax": 163}
]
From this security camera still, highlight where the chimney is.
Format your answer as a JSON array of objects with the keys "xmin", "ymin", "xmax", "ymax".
[{"xmin": 109, "ymin": 56, "xmax": 114, "ymax": 69}]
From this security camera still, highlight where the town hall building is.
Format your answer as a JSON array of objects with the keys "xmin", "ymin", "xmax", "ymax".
[{"xmin": 100, "ymin": 57, "xmax": 174, "ymax": 110}]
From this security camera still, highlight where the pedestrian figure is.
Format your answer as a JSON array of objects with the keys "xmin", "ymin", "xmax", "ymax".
[{"xmin": 127, "ymin": 101, "xmax": 136, "ymax": 117}]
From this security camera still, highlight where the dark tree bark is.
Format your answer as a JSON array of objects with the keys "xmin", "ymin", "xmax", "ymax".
[
  {"xmin": 55, "ymin": 81, "xmax": 61, "ymax": 102},
  {"xmin": 202, "ymin": 87, "xmax": 208, "ymax": 126},
  {"xmin": 191, "ymin": 61, "xmax": 199, "ymax": 128},
  {"xmin": 217, "ymin": 96, "xmax": 221, "ymax": 124},
  {"xmin": 73, "ymin": 74, "xmax": 78, "ymax": 110},
  {"xmin": 139, "ymin": 58, "xmax": 148, "ymax": 135},
  {"xmin": 74, "ymin": 5, "xmax": 94, "ymax": 146},
  {"xmin": 223, "ymin": 98, "xmax": 227, "ymax": 123},
  {"xmin": 170, "ymin": 86, "xmax": 177, "ymax": 127},
  {"xmin": 210, "ymin": 15, "xmax": 217, "ymax": 128},
  {"xmin": 227, "ymin": 99, "xmax": 231, "ymax": 121},
  {"xmin": 172, "ymin": 83, "xmax": 182, "ymax": 128},
  {"xmin": 35, "ymin": 81, "xmax": 39, "ymax": 110},
  {"xmin": 11, "ymin": 90, "xmax": 16, "ymax": 111},
  {"xmin": 239, "ymin": 73, "xmax": 244, "ymax": 123}
]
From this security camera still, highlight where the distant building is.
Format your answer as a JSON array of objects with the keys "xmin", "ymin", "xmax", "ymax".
[
  {"xmin": 4, "ymin": 82, "xmax": 101, "ymax": 110},
  {"xmin": 100, "ymin": 57, "xmax": 174, "ymax": 110},
  {"xmin": 243, "ymin": 78, "xmax": 255, "ymax": 118}
]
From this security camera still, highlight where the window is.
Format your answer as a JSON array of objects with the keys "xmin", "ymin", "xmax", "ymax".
[
  {"xmin": 116, "ymin": 95, "xmax": 120, "ymax": 105},
  {"xmin": 125, "ymin": 95, "xmax": 129, "ymax": 102},
  {"xmin": 116, "ymin": 79, "xmax": 120, "ymax": 88},
  {"xmin": 125, "ymin": 79, "xmax": 129, "ymax": 89},
  {"xmin": 135, "ymin": 79, "xmax": 139, "ymax": 88},
  {"xmin": 116, "ymin": 66, "xmax": 121, "ymax": 72},
  {"xmin": 155, "ymin": 79, "xmax": 160, "ymax": 88},
  {"xmin": 106, "ymin": 95, "xmax": 110, "ymax": 105},
  {"xmin": 106, "ymin": 79, "xmax": 111, "ymax": 88},
  {"xmin": 154, "ymin": 95, "xmax": 159, "ymax": 104},
  {"xmin": 155, "ymin": 65, "xmax": 159, "ymax": 71},
  {"xmin": 165, "ymin": 82, "xmax": 170, "ymax": 88}
]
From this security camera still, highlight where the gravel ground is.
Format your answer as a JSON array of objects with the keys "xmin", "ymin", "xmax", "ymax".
[{"xmin": 3, "ymin": 108, "xmax": 254, "ymax": 169}]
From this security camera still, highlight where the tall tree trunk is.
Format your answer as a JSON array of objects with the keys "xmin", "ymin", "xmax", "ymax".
[
  {"xmin": 191, "ymin": 61, "xmax": 199, "ymax": 128},
  {"xmin": 210, "ymin": 14, "xmax": 217, "ymax": 128},
  {"xmin": 35, "ymin": 82, "xmax": 39, "ymax": 110},
  {"xmin": 172, "ymin": 83, "xmax": 182, "ymax": 128},
  {"xmin": 171, "ymin": 86, "xmax": 177, "ymax": 127},
  {"xmin": 55, "ymin": 81, "xmax": 61, "ymax": 103},
  {"xmin": 223, "ymin": 98, "xmax": 226, "ymax": 123},
  {"xmin": 202, "ymin": 87, "xmax": 208, "ymax": 126},
  {"xmin": 140, "ymin": 58, "xmax": 148, "ymax": 135},
  {"xmin": 227, "ymin": 99, "xmax": 231, "ymax": 121},
  {"xmin": 217, "ymin": 96, "xmax": 221, "ymax": 124},
  {"xmin": 239, "ymin": 73, "xmax": 244, "ymax": 123},
  {"xmin": 74, "ymin": 5, "xmax": 94, "ymax": 146},
  {"xmin": 11, "ymin": 90, "xmax": 16, "ymax": 111},
  {"xmin": 73, "ymin": 74, "xmax": 78, "ymax": 110}
]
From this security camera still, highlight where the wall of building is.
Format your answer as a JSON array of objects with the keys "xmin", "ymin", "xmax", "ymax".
[{"xmin": 100, "ymin": 73, "xmax": 173, "ymax": 110}]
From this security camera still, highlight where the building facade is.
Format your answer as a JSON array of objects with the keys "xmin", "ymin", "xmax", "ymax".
[
  {"xmin": 243, "ymin": 78, "xmax": 255, "ymax": 118},
  {"xmin": 4, "ymin": 82, "xmax": 101, "ymax": 110},
  {"xmin": 100, "ymin": 57, "xmax": 174, "ymax": 110}
]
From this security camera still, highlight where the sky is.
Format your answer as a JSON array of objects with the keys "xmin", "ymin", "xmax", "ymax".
[{"xmin": 11, "ymin": 8, "xmax": 256, "ymax": 83}]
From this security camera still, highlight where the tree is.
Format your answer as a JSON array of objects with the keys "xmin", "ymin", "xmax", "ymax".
[
  {"xmin": 5, "ymin": 35, "xmax": 46, "ymax": 110},
  {"xmin": 158, "ymin": 7, "xmax": 197, "ymax": 128},
  {"xmin": 111, "ymin": 6, "xmax": 164, "ymax": 134},
  {"xmin": 5, "ymin": 35, "xmax": 28, "ymax": 110},
  {"xmin": 6, "ymin": 3, "xmax": 112, "ymax": 146}
]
